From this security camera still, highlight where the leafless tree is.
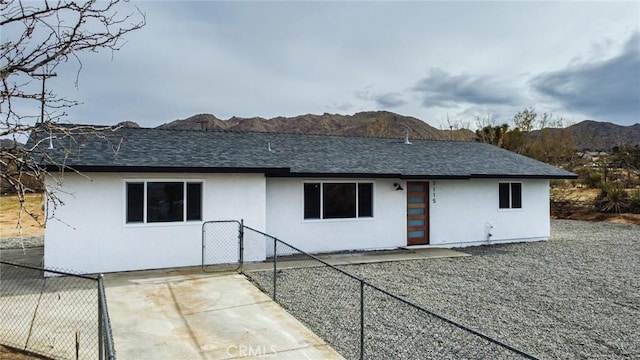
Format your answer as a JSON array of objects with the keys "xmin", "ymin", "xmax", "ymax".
[
  {"xmin": 438, "ymin": 114, "xmax": 472, "ymax": 141},
  {"xmin": 1, "ymin": 0, "xmax": 145, "ymax": 238}
]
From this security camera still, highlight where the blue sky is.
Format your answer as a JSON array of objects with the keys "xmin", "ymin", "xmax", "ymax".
[{"xmin": 37, "ymin": 1, "xmax": 640, "ymax": 128}]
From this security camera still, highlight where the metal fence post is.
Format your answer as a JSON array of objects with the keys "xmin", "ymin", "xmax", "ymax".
[
  {"xmin": 239, "ymin": 219, "xmax": 244, "ymax": 272},
  {"xmin": 273, "ymin": 240, "xmax": 277, "ymax": 301},
  {"xmin": 98, "ymin": 275, "xmax": 105, "ymax": 360},
  {"xmin": 201, "ymin": 223, "xmax": 207, "ymax": 272},
  {"xmin": 360, "ymin": 280, "xmax": 365, "ymax": 360}
]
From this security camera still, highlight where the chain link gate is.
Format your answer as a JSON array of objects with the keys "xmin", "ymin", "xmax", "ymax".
[{"xmin": 202, "ymin": 220, "xmax": 243, "ymax": 272}]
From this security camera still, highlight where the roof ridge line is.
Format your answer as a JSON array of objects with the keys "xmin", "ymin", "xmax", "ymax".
[
  {"xmin": 121, "ymin": 125, "xmax": 472, "ymax": 143},
  {"xmin": 51, "ymin": 122, "xmax": 473, "ymax": 143}
]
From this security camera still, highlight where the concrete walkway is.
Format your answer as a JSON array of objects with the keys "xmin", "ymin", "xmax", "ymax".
[
  {"xmin": 243, "ymin": 247, "xmax": 470, "ymax": 272},
  {"xmin": 313, "ymin": 247, "xmax": 469, "ymax": 265},
  {"xmin": 1, "ymin": 246, "xmax": 469, "ymax": 359},
  {"xmin": 104, "ymin": 247, "xmax": 468, "ymax": 359},
  {"xmin": 105, "ymin": 269, "xmax": 344, "ymax": 359}
]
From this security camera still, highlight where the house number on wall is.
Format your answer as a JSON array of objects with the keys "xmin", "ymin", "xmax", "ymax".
[{"xmin": 432, "ymin": 181, "xmax": 436, "ymax": 204}]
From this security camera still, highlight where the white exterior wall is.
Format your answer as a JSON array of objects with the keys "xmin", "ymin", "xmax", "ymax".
[
  {"xmin": 428, "ymin": 178, "xmax": 550, "ymax": 246},
  {"xmin": 266, "ymin": 178, "xmax": 406, "ymax": 254},
  {"xmin": 45, "ymin": 173, "xmax": 266, "ymax": 273},
  {"xmin": 45, "ymin": 174, "xmax": 550, "ymax": 273},
  {"xmin": 266, "ymin": 178, "xmax": 550, "ymax": 253}
]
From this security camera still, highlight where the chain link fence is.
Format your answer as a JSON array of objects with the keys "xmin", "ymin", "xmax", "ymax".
[
  {"xmin": 202, "ymin": 220, "xmax": 243, "ymax": 272},
  {"xmin": 0, "ymin": 261, "xmax": 116, "ymax": 360},
  {"xmin": 361, "ymin": 283, "xmax": 537, "ymax": 359},
  {"xmin": 240, "ymin": 225, "xmax": 540, "ymax": 360},
  {"xmin": 244, "ymin": 230, "xmax": 362, "ymax": 357}
]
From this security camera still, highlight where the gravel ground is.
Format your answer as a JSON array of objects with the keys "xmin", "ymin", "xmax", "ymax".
[
  {"xmin": 0, "ymin": 236, "xmax": 44, "ymax": 250},
  {"xmin": 247, "ymin": 220, "xmax": 639, "ymax": 360}
]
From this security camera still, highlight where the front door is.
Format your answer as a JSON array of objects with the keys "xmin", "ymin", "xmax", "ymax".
[{"xmin": 407, "ymin": 182, "xmax": 429, "ymax": 246}]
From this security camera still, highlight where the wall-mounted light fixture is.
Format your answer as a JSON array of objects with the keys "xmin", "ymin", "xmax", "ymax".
[{"xmin": 393, "ymin": 183, "xmax": 404, "ymax": 191}]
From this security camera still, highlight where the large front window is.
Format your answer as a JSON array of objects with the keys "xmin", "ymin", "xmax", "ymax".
[
  {"xmin": 126, "ymin": 181, "xmax": 202, "ymax": 223},
  {"xmin": 304, "ymin": 182, "xmax": 373, "ymax": 220}
]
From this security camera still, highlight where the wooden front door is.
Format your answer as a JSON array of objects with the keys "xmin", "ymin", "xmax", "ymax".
[{"xmin": 407, "ymin": 182, "xmax": 429, "ymax": 246}]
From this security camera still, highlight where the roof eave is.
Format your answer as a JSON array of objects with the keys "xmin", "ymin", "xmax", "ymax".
[
  {"xmin": 42, "ymin": 166, "xmax": 578, "ymax": 180},
  {"xmin": 267, "ymin": 172, "xmax": 402, "ymax": 179},
  {"xmin": 44, "ymin": 165, "xmax": 291, "ymax": 174},
  {"xmin": 270, "ymin": 173, "xmax": 577, "ymax": 180},
  {"xmin": 469, "ymin": 173, "xmax": 578, "ymax": 180}
]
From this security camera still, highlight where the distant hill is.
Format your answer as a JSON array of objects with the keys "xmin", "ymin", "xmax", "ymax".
[
  {"xmin": 156, "ymin": 111, "xmax": 475, "ymax": 141},
  {"xmin": 566, "ymin": 120, "xmax": 640, "ymax": 150},
  {"xmin": 128, "ymin": 112, "xmax": 640, "ymax": 151},
  {"xmin": 116, "ymin": 121, "xmax": 141, "ymax": 128}
]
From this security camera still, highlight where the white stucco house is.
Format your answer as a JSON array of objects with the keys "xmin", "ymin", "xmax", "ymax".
[{"xmin": 30, "ymin": 124, "xmax": 576, "ymax": 273}]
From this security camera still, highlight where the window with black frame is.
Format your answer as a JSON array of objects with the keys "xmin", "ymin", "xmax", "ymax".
[
  {"xmin": 304, "ymin": 182, "xmax": 373, "ymax": 220},
  {"xmin": 499, "ymin": 182, "xmax": 522, "ymax": 209},
  {"xmin": 126, "ymin": 181, "xmax": 202, "ymax": 223}
]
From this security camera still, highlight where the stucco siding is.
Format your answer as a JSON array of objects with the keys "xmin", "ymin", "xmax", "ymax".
[
  {"xmin": 44, "ymin": 173, "xmax": 266, "ymax": 273},
  {"xmin": 429, "ymin": 179, "xmax": 550, "ymax": 246},
  {"xmin": 265, "ymin": 178, "xmax": 406, "ymax": 254},
  {"xmin": 45, "ymin": 174, "xmax": 550, "ymax": 273},
  {"xmin": 266, "ymin": 178, "xmax": 550, "ymax": 253}
]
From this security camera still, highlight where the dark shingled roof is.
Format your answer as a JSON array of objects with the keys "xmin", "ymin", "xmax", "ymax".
[{"xmin": 29, "ymin": 124, "xmax": 577, "ymax": 179}]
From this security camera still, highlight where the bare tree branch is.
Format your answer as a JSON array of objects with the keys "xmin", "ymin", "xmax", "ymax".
[{"xmin": 1, "ymin": 0, "xmax": 145, "ymax": 244}]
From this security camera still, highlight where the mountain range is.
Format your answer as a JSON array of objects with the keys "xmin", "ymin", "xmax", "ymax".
[
  {"xmin": 147, "ymin": 111, "xmax": 639, "ymax": 150},
  {"xmin": 563, "ymin": 120, "xmax": 640, "ymax": 150},
  {"xmin": 3, "ymin": 111, "xmax": 638, "ymax": 151},
  {"xmin": 151, "ymin": 111, "xmax": 475, "ymax": 141}
]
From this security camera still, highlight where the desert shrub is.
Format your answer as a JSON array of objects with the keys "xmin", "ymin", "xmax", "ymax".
[
  {"xmin": 629, "ymin": 189, "xmax": 640, "ymax": 214},
  {"xmin": 550, "ymin": 179, "xmax": 567, "ymax": 188},
  {"xmin": 574, "ymin": 167, "xmax": 602, "ymax": 188},
  {"xmin": 594, "ymin": 183, "xmax": 630, "ymax": 213}
]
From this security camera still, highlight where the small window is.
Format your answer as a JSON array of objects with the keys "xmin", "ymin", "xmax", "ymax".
[
  {"xmin": 304, "ymin": 183, "xmax": 321, "ymax": 219},
  {"xmin": 358, "ymin": 183, "xmax": 373, "ymax": 217},
  {"xmin": 126, "ymin": 183, "xmax": 144, "ymax": 223},
  {"xmin": 304, "ymin": 182, "xmax": 373, "ymax": 220},
  {"xmin": 125, "ymin": 181, "xmax": 203, "ymax": 224},
  {"xmin": 511, "ymin": 183, "xmax": 522, "ymax": 208},
  {"xmin": 499, "ymin": 182, "xmax": 522, "ymax": 209},
  {"xmin": 186, "ymin": 182, "xmax": 202, "ymax": 221}
]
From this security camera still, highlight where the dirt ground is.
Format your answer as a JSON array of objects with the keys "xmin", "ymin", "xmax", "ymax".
[
  {"xmin": 551, "ymin": 186, "xmax": 640, "ymax": 226},
  {"xmin": 0, "ymin": 195, "xmax": 45, "ymax": 360},
  {"xmin": 551, "ymin": 186, "xmax": 600, "ymax": 202},
  {"xmin": 564, "ymin": 211, "xmax": 640, "ymax": 225},
  {"xmin": 0, "ymin": 194, "xmax": 45, "ymax": 238},
  {"xmin": 0, "ymin": 345, "xmax": 49, "ymax": 360}
]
